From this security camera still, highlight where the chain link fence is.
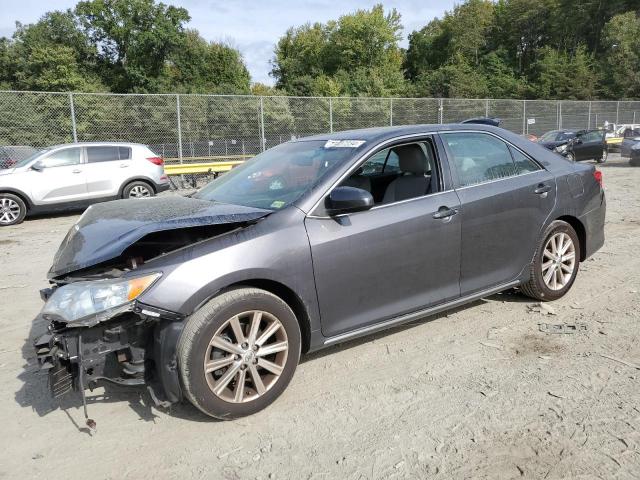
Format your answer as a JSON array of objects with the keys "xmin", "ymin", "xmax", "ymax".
[{"xmin": 1, "ymin": 91, "xmax": 638, "ymax": 187}]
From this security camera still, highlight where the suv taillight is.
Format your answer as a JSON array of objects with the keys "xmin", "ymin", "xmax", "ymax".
[
  {"xmin": 593, "ymin": 169, "xmax": 602, "ymax": 187},
  {"xmin": 146, "ymin": 156, "xmax": 164, "ymax": 166}
]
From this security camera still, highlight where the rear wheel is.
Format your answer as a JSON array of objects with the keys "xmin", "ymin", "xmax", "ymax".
[
  {"xmin": 0, "ymin": 193, "xmax": 27, "ymax": 226},
  {"xmin": 123, "ymin": 181, "xmax": 154, "ymax": 199},
  {"xmin": 520, "ymin": 220, "xmax": 580, "ymax": 301},
  {"xmin": 177, "ymin": 288, "xmax": 301, "ymax": 420}
]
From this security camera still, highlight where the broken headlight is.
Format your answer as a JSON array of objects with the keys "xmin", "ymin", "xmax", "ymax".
[
  {"xmin": 41, "ymin": 273, "xmax": 161, "ymax": 325},
  {"xmin": 554, "ymin": 144, "xmax": 568, "ymax": 153}
]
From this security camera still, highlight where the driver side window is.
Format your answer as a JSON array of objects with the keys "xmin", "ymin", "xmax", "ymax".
[{"xmin": 40, "ymin": 148, "xmax": 81, "ymax": 168}]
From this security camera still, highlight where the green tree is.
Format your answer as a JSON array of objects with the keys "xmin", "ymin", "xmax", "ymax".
[
  {"xmin": 75, "ymin": 0, "xmax": 191, "ymax": 92},
  {"xmin": 271, "ymin": 5, "xmax": 406, "ymax": 97},
  {"xmin": 531, "ymin": 45, "xmax": 598, "ymax": 99},
  {"xmin": 600, "ymin": 12, "xmax": 640, "ymax": 98}
]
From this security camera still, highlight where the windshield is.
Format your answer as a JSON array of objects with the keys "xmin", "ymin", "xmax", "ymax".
[
  {"xmin": 13, "ymin": 149, "xmax": 47, "ymax": 168},
  {"xmin": 193, "ymin": 140, "xmax": 360, "ymax": 210},
  {"xmin": 539, "ymin": 131, "xmax": 560, "ymax": 142}
]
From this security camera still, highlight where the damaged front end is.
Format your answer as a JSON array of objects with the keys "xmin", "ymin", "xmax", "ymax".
[{"xmin": 34, "ymin": 273, "xmax": 186, "ymax": 426}]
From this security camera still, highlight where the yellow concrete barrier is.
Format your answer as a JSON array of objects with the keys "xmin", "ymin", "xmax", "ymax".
[{"xmin": 164, "ymin": 160, "xmax": 246, "ymax": 175}]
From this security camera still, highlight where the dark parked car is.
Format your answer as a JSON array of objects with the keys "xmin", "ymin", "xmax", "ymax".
[
  {"xmin": 620, "ymin": 128, "xmax": 640, "ymax": 166},
  {"xmin": 33, "ymin": 124, "xmax": 606, "ymax": 421},
  {"xmin": 538, "ymin": 129, "xmax": 607, "ymax": 163},
  {"xmin": 0, "ymin": 145, "xmax": 38, "ymax": 169}
]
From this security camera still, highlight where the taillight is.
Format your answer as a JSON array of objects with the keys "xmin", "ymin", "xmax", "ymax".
[
  {"xmin": 146, "ymin": 156, "xmax": 164, "ymax": 166},
  {"xmin": 593, "ymin": 169, "xmax": 602, "ymax": 187}
]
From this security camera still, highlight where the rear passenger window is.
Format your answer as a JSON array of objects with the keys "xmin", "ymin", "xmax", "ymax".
[
  {"xmin": 87, "ymin": 146, "xmax": 119, "ymax": 163},
  {"xmin": 119, "ymin": 147, "xmax": 131, "ymax": 160},
  {"xmin": 509, "ymin": 146, "xmax": 541, "ymax": 174},
  {"xmin": 443, "ymin": 132, "xmax": 516, "ymax": 187}
]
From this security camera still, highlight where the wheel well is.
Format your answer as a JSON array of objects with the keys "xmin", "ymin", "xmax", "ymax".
[
  {"xmin": 0, "ymin": 190, "xmax": 31, "ymax": 210},
  {"xmin": 556, "ymin": 215, "xmax": 586, "ymax": 261},
  {"xmin": 120, "ymin": 178, "xmax": 156, "ymax": 197},
  {"xmin": 225, "ymin": 279, "xmax": 312, "ymax": 354}
]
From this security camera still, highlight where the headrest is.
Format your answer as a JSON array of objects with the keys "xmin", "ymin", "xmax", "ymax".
[{"xmin": 392, "ymin": 144, "xmax": 428, "ymax": 174}]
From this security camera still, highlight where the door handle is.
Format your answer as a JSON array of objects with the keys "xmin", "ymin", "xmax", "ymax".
[
  {"xmin": 72, "ymin": 169, "xmax": 82, "ymax": 174},
  {"xmin": 534, "ymin": 183, "xmax": 551, "ymax": 194},
  {"xmin": 433, "ymin": 206, "xmax": 458, "ymax": 219},
  {"xmin": 120, "ymin": 163, "xmax": 129, "ymax": 168}
]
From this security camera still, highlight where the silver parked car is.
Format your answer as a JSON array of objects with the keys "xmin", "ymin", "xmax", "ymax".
[{"xmin": 0, "ymin": 142, "xmax": 170, "ymax": 226}]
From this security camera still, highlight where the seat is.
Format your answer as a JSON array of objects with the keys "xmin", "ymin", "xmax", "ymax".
[
  {"xmin": 382, "ymin": 144, "xmax": 433, "ymax": 203},
  {"xmin": 342, "ymin": 167, "xmax": 371, "ymax": 192}
]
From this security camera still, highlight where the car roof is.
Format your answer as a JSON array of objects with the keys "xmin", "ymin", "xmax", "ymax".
[
  {"xmin": 294, "ymin": 123, "xmax": 512, "ymax": 145},
  {"xmin": 48, "ymin": 141, "xmax": 145, "ymax": 149}
]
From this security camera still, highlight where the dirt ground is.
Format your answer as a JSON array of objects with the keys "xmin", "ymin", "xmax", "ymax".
[{"xmin": 1, "ymin": 153, "xmax": 639, "ymax": 480}]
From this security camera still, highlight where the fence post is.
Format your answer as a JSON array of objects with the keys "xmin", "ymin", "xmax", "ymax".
[
  {"xmin": 329, "ymin": 97, "xmax": 333, "ymax": 133},
  {"xmin": 390, "ymin": 98, "xmax": 393, "ymax": 126},
  {"xmin": 485, "ymin": 99, "xmax": 489, "ymax": 117},
  {"xmin": 259, "ymin": 96, "xmax": 265, "ymax": 152},
  {"xmin": 588, "ymin": 101, "xmax": 592, "ymax": 129},
  {"xmin": 439, "ymin": 98, "xmax": 444, "ymax": 124},
  {"xmin": 176, "ymin": 94, "xmax": 183, "ymax": 164},
  {"xmin": 68, "ymin": 92, "xmax": 78, "ymax": 143},
  {"xmin": 616, "ymin": 101, "xmax": 620, "ymax": 125},
  {"xmin": 522, "ymin": 100, "xmax": 526, "ymax": 135}
]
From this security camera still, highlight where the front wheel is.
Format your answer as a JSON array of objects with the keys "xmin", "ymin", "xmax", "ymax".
[
  {"xmin": 596, "ymin": 149, "xmax": 608, "ymax": 163},
  {"xmin": 0, "ymin": 193, "xmax": 27, "ymax": 226},
  {"xmin": 177, "ymin": 288, "xmax": 301, "ymax": 419},
  {"xmin": 520, "ymin": 220, "xmax": 580, "ymax": 301}
]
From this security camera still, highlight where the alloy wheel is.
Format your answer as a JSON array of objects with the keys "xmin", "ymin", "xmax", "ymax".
[
  {"xmin": 0, "ymin": 197, "xmax": 21, "ymax": 225},
  {"xmin": 128, "ymin": 185, "xmax": 151, "ymax": 198},
  {"xmin": 541, "ymin": 232, "xmax": 576, "ymax": 290},
  {"xmin": 203, "ymin": 310, "xmax": 289, "ymax": 403}
]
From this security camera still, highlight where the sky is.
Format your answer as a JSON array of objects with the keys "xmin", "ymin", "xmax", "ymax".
[{"xmin": 0, "ymin": 0, "xmax": 457, "ymax": 84}]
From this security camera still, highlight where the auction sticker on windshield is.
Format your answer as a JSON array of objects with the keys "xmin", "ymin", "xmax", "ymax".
[{"xmin": 324, "ymin": 140, "xmax": 366, "ymax": 148}]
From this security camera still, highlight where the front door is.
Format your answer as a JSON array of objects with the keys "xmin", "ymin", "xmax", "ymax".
[
  {"xmin": 573, "ymin": 130, "xmax": 605, "ymax": 161},
  {"xmin": 305, "ymin": 138, "xmax": 461, "ymax": 339},
  {"xmin": 29, "ymin": 146, "xmax": 87, "ymax": 205},
  {"xmin": 440, "ymin": 131, "xmax": 556, "ymax": 295}
]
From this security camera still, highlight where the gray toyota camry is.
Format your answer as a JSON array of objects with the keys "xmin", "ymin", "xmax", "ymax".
[{"xmin": 34, "ymin": 124, "xmax": 605, "ymax": 420}]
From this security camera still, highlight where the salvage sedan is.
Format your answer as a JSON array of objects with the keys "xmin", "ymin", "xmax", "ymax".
[{"xmin": 34, "ymin": 124, "xmax": 606, "ymax": 421}]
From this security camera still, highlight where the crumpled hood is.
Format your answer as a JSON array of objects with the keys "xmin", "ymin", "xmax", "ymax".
[
  {"xmin": 48, "ymin": 196, "xmax": 271, "ymax": 278},
  {"xmin": 539, "ymin": 140, "xmax": 568, "ymax": 150}
]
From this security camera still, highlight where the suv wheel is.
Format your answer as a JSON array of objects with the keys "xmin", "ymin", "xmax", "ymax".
[
  {"xmin": 596, "ymin": 149, "xmax": 608, "ymax": 163},
  {"xmin": 520, "ymin": 220, "xmax": 580, "ymax": 301},
  {"xmin": 0, "ymin": 193, "xmax": 27, "ymax": 226},
  {"xmin": 177, "ymin": 288, "xmax": 301, "ymax": 419},
  {"xmin": 123, "ymin": 181, "xmax": 154, "ymax": 199}
]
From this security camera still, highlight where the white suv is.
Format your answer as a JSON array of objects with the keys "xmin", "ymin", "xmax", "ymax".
[{"xmin": 0, "ymin": 142, "xmax": 170, "ymax": 226}]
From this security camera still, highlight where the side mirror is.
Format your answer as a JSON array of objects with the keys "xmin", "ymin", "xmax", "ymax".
[
  {"xmin": 325, "ymin": 186, "xmax": 374, "ymax": 216},
  {"xmin": 31, "ymin": 161, "xmax": 44, "ymax": 171}
]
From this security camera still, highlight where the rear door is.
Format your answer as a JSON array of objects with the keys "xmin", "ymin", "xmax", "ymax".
[
  {"xmin": 29, "ymin": 147, "xmax": 87, "ymax": 205},
  {"xmin": 440, "ymin": 131, "xmax": 556, "ymax": 296},
  {"xmin": 84, "ymin": 145, "xmax": 132, "ymax": 198}
]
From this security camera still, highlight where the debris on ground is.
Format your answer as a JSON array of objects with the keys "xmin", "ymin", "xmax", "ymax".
[
  {"xmin": 539, "ymin": 323, "xmax": 587, "ymax": 334},
  {"xmin": 528, "ymin": 303, "xmax": 557, "ymax": 315}
]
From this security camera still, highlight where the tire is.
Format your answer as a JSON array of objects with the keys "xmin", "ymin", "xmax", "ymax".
[
  {"xmin": 177, "ymin": 287, "xmax": 301, "ymax": 420},
  {"xmin": 520, "ymin": 220, "xmax": 580, "ymax": 301},
  {"xmin": 122, "ymin": 181, "xmax": 154, "ymax": 199},
  {"xmin": 0, "ymin": 193, "xmax": 27, "ymax": 226},
  {"xmin": 566, "ymin": 151, "xmax": 576, "ymax": 162},
  {"xmin": 596, "ymin": 149, "xmax": 608, "ymax": 163}
]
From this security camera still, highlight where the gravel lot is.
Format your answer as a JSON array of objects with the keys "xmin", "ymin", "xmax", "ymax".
[{"xmin": 1, "ymin": 154, "xmax": 639, "ymax": 479}]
